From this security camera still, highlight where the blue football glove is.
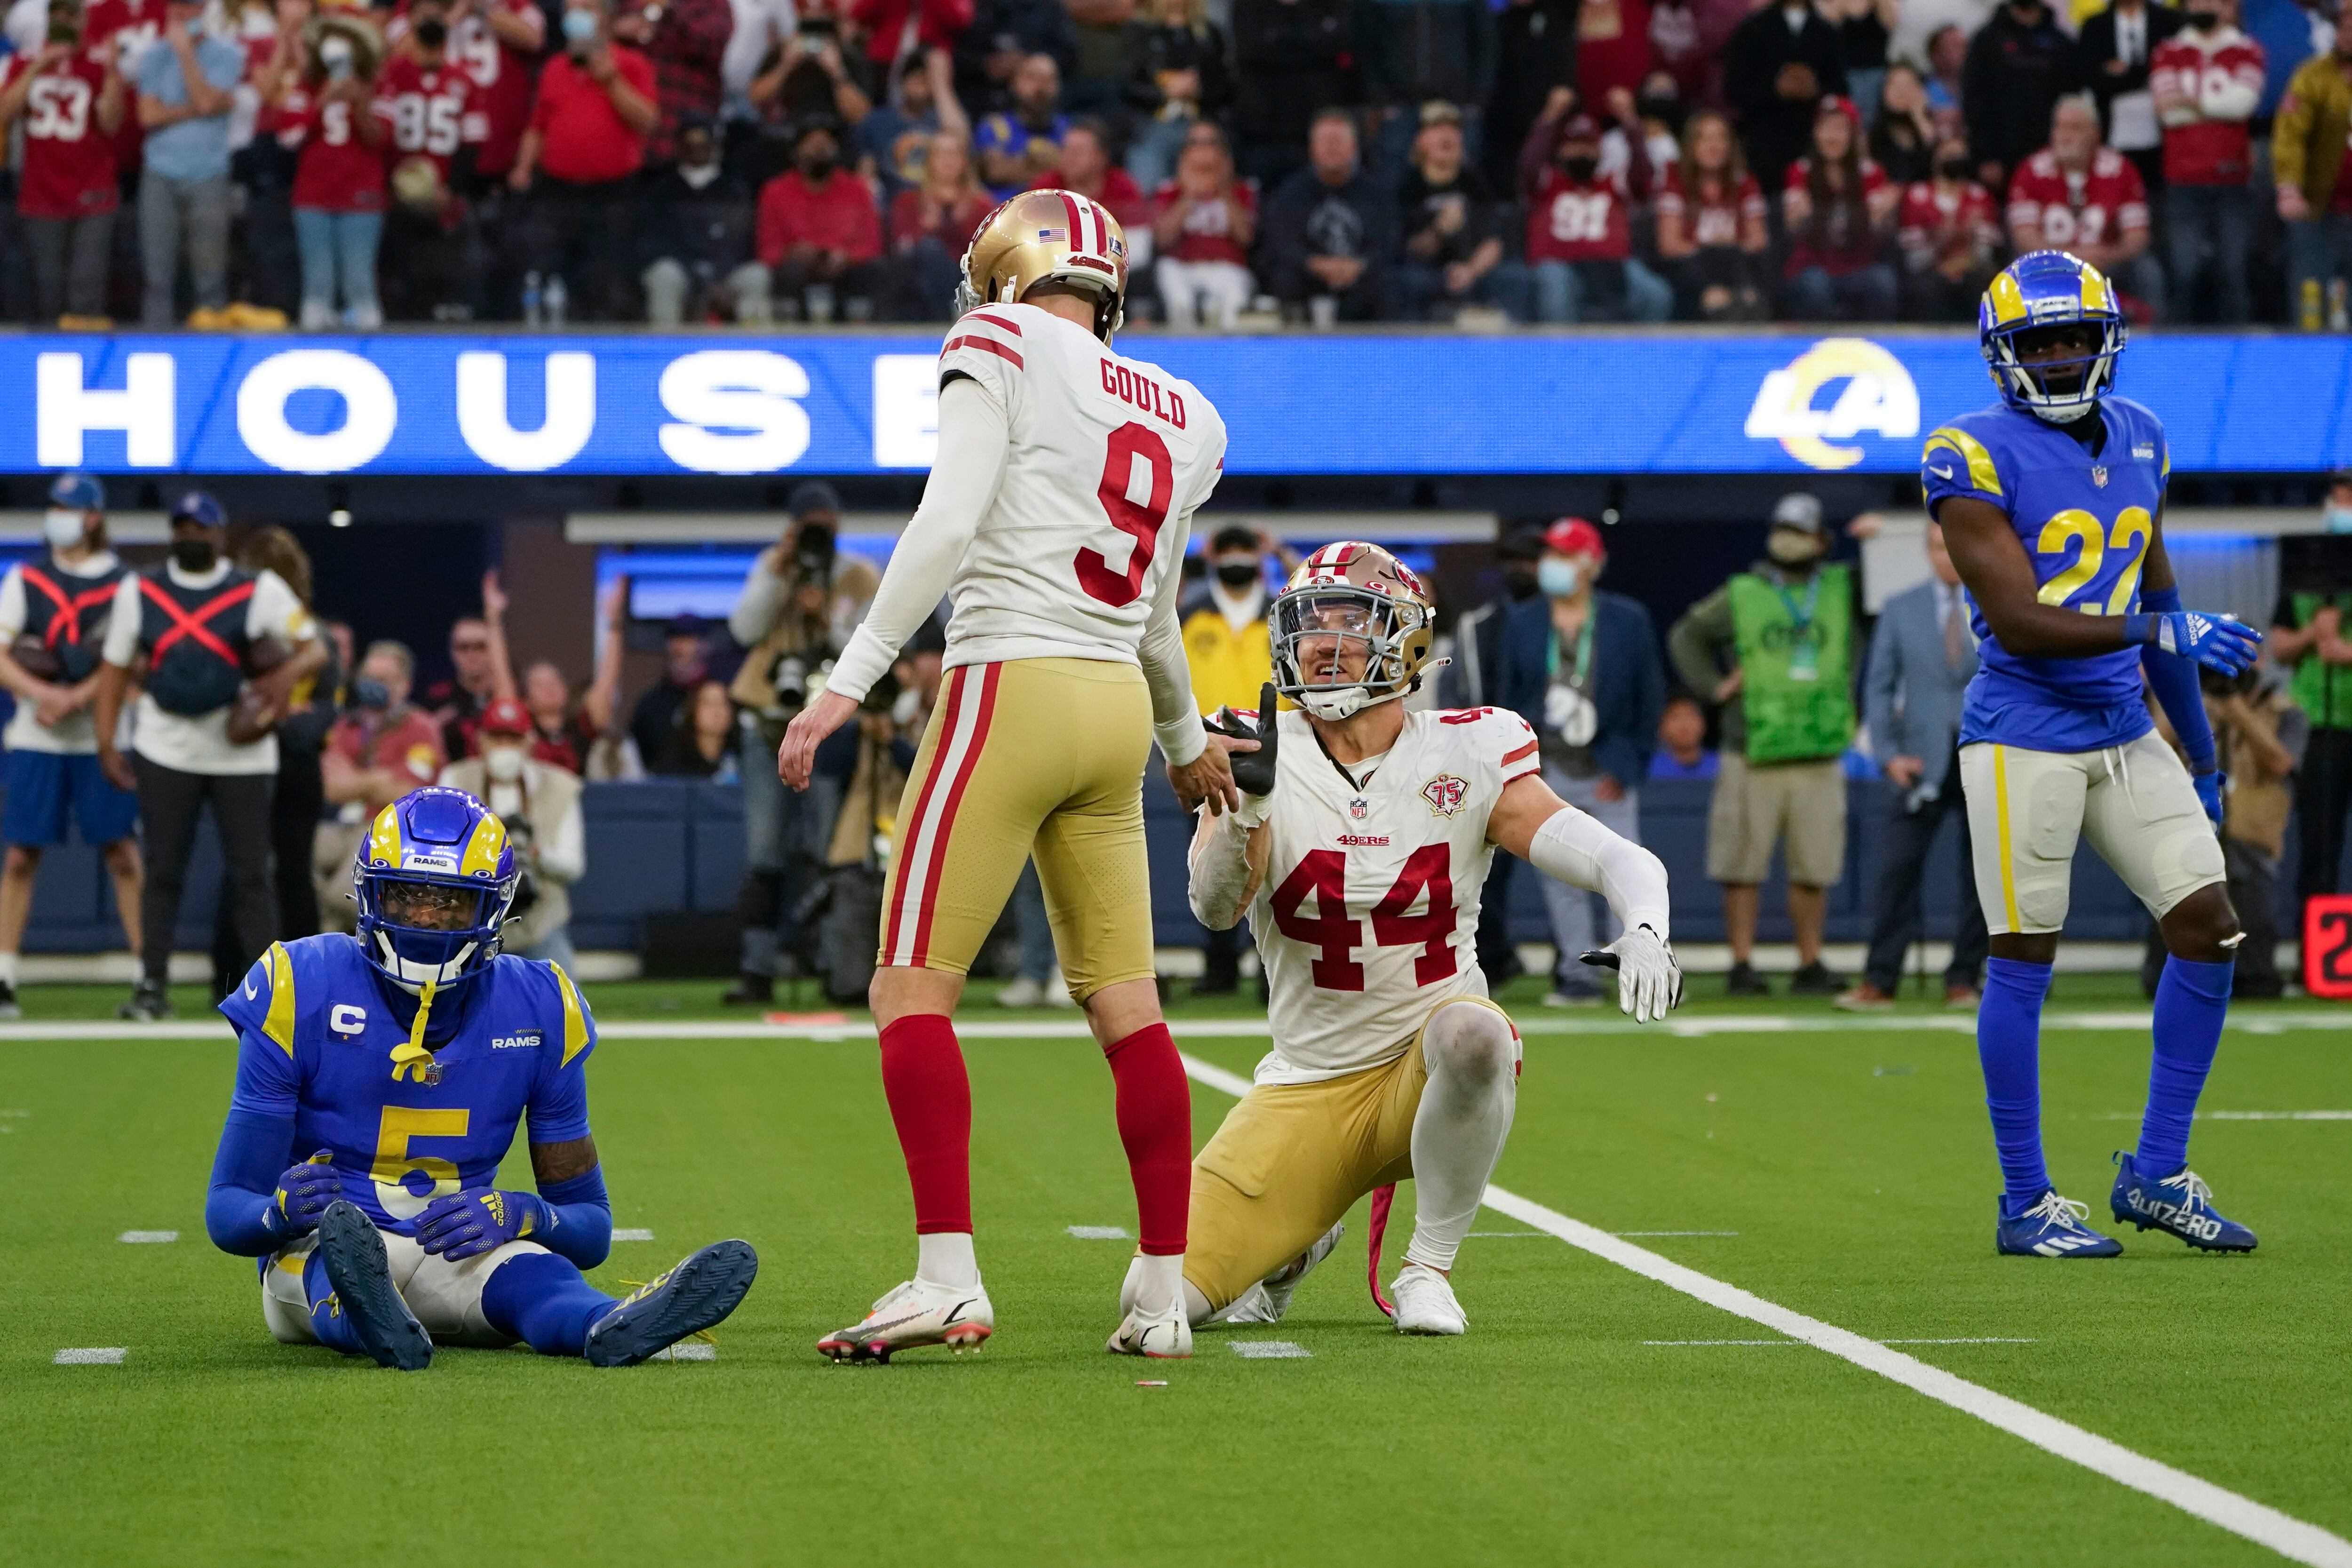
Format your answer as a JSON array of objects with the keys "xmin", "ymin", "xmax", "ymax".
[
  {"xmin": 2193, "ymin": 769, "xmax": 2225, "ymax": 831},
  {"xmin": 2128, "ymin": 609, "xmax": 2263, "ymax": 676},
  {"xmin": 261, "ymin": 1149, "xmax": 339, "ymax": 1241},
  {"xmin": 415, "ymin": 1188, "xmax": 544, "ymax": 1260}
]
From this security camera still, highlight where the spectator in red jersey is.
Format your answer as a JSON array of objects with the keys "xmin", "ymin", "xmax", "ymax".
[
  {"xmin": 509, "ymin": 0, "xmax": 657, "ymax": 319},
  {"xmin": 1117, "ymin": 0, "xmax": 1231, "ymax": 190},
  {"xmin": 849, "ymin": 0, "xmax": 974, "ymax": 75},
  {"xmin": 2006, "ymin": 95, "xmax": 2165, "ymax": 317},
  {"xmin": 1574, "ymin": 0, "xmax": 1653, "ymax": 121},
  {"xmin": 1394, "ymin": 99, "xmax": 1528, "ymax": 320},
  {"xmin": 613, "ymin": 0, "xmax": 733, "ymax": 164},
  {"xmin": 376, "ymin": 0, "xmax": 485, "ymax": 320},
  {"xmin": 1654, "ymin": 107, "xmax": 1768, "ymax": 320},
  {"xmin": 640, "ymin": 114, "xmax": 768, "ymax": 322},
  {"xmin": 1150, "ymin": 119, "xmax": 1254, "ymax": 327},
  {"xmin": 1780, "ymin": 94, "xmax": 1897, "ymax": 321},
  {"xmin": 0, "ymin": 0, "xmax": 125, "ymax": 326},
  {"xmin": 2151, "ymin": 0, "xmax": 2263, "ymax": 324},
  {"xmin": 1027, "ymin": 115, "xmax": 1145, "ymax": 228},
  {"xmin": 437, "ymin": 0, "xmax": 544, "ymax": 189},
  {"xmin": 1525, "ymin": 111, "xmax": 1672, "ymax": 321},
  {"xmin": 886, "ymin": 127, "xmax": 990, "ymax": 318},
  {"xmin": 82, "ymin": 0, "xmax": 166, "ymax": 201},
  {"xmin": 273, "ymin": 17, "xmax": 389, "ymax": 328},
  {"xmin": 234, "ymin": 0, "xmax": 309, "ymax": 319},
  {"xmin": 1896, "ymin": 131, "xmax": 1999, "ymax": 320},
  {"xmin": 755, "ymin": 117, "xmax": 883, "ymax": 317}
]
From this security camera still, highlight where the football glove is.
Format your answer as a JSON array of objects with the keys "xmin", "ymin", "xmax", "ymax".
[
  {"xmin": 1580, "ymin": 925, "xmax": 1683, "ymax": 1024},
  {"xmin": 2193, "ymin": 769, "xmax": 2225, "ymax": 831},
  {"xmin": 262, "ymin": 1149, "xmax": 339, "ymax": 1240},
  {"xmin": 2130, "ymin": 610, "xmax": 2262, "ymax": 677},
  {"xmin": 1206, "ymin": 681, "xmax": 1280, "ymax": 800},
  {"xmin": 415, "ymin": 1188, "xmax": 543, "ymax": 1261}
]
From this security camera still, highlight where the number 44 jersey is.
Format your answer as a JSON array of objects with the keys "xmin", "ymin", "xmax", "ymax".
[
  {"xmin": 933, "ymin": 300, "xmax": 1228, "ymax": 670},
  {"xmin": 1247, "ymin": 706, "xmax": 1542, "ymax": 1085}
]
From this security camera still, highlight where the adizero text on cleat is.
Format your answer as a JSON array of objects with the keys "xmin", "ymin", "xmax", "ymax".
[
  {"xmin": 317, "ymin": 1201, "xmax": 433, "ymax": 1370},
  {"xmin": 2110, "ymin": 1154, "xmax": 2257, "ymax": 1252},
  {"xmin": 585, "ymin": 1239, "xmax": 760, "ymax": 1367},
  {"xmin": 818, "ymin": 1277, "xmax": 993, "ymax": 1363},
  {"xmin": 1994, "ymin": 1190, "xmax": 2123, "ymax": 1258},
  {"xmin": 1105, "ymin": 1297, "xmax": 1192, "ymax": 1358}
]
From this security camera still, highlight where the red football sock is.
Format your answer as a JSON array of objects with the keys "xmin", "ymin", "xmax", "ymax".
[
  {"xmin": 879, "ymin": 1014, "xmax": 972, "ymax": 1235},
  {"xmin": 1104, "ymin": 1022, "xmax": 1192, "ymax": 1256}
]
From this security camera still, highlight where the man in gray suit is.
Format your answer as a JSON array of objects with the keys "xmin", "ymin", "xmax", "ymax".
[{"xmin": 1838, "ymin": 520, "xmax": 1989, "ymax": 1009}]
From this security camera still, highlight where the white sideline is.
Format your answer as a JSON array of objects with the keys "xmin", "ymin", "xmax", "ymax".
[{"xmin": 1176, "ymin": 1051, "xmax": 2352, "ymax": 1568}]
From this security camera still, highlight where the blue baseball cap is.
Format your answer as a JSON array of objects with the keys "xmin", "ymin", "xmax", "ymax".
[
  {"xmin": 169, "ymin": 490, "xmax": 227, "ymax": 530},
  {"xmin": 47, "ymin": 472, "xmax": 103, "ymax": 512}
]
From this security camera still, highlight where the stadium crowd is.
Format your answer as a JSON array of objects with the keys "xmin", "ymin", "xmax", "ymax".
[
  {"xmin": 1, "ymin": 0, "xmax": 2351, "ymax": 327},
  {"xmin": 6, "ymin": 471, "xmax": 2351, "ymax": 1020}
]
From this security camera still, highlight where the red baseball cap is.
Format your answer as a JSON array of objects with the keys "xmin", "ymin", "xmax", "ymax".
[
  {"xmin": 1542, "ymin": 516, "xmax": 1606, "ymax": 559},
  {"xmin": 481, "ymin": 698, "xmax": 531, "ymax": 737},
  {"xmin": 1817, "ymin": 95, "xmax": 1861, "ymax": 130}
]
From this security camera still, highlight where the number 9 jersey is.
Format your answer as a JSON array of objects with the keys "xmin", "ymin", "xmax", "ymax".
[
  {"xmin": 1922, "ymin": 394, "xmax": 2170, "ymax": 753},
  {"xmin": 931, "ymin": 299, "xmax": 1228, "ymax": 665},
  {"xmin": 1248, "ymin": 706, "xmax": 1541, "ymax": 1084}
]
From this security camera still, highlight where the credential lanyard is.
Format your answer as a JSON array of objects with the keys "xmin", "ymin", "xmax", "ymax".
[{"xmin": 1545, "ymin": 611, "xmax": 1595, "ymax": 689}]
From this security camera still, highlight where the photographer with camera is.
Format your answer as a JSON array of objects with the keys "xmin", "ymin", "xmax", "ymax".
[
  {"xmin": 721, "ymin": 480, "xmax": 880, "ymax": 1004},
  {"xmin": 439, "ymin": 698, "xmax": 586, "ymax": 969}
]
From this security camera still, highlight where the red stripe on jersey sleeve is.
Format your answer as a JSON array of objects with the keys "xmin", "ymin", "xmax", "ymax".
[
  {"xmin": 1502, "ymin": 768, "xmax": 1541, "ymax": 786},
  {"xmin": 1501, "ymin": 739, "xmax": 1540, "ymax": 765},
  {"xmin": 965, "ymin": 310, "xmax": 1023, "ymax": 336},
  {"xmin": 941, "ymin": 334, "xmax": 1025, "ymax": 369}
]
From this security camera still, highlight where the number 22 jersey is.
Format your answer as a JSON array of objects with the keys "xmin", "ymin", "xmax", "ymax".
[
  {"xmin": 1921, "ymin": 395, "xmax": 2169, "ymax": 754},
  {"xmin": 1247, "ymin": 706, "xmax": 1540, "ymax": 1084}
]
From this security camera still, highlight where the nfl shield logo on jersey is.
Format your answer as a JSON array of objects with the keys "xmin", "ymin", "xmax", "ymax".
[
  {"xmin": 1422, "ymin": 775, "xmax": 1469, "ymax": 817},
  {"xmin": 2091, "ymin": 465, "xmax": 2109, "ymax": 488}
]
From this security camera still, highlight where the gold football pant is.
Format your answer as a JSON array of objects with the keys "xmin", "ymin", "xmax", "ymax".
[
  {"xmin": 1182, "ymin": 995, "xmax": 1518, "ymax": 1313},
  {"xmin": 878, "ymin": 656, "xmax": 1155, "ymax": 1001}
]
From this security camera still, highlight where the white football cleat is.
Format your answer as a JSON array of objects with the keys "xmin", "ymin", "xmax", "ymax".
[
  {"xmin": 1390, "ymin": 1263, "xmax": 1467, "ymax": 1335},
  {"xmin": 1220, "ymin": 1220, "xmax": 1345, "ymax": 1326},
  {"xmin": 817, "ymin": 1277, "xmax": 993, "ymax": 1363},
  {"xmin": 1105, "ymin": 1297, "xmax": 1193, "ymax": 1358}
]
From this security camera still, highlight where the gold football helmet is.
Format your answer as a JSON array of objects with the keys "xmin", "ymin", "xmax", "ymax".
[
  {"xmin": 1271, "ymin": 542, "xmax": 1439, "ymax": 720},
  {"xmin": 954, "ymin": 188, "xmax": 1130, "ymax": 341}
]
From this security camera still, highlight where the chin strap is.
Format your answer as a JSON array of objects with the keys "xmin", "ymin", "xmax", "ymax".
[{"xmin": 389, "ymin": 976, "xmax": 439, "ymax": 1083}]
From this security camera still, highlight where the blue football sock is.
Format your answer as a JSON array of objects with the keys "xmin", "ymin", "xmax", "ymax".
[
  {"xmin": 481, "ymin": 1250, "xmax": 618, "ymax": 1357},
  {"xmin": 2137, "ymin": 955, "xmax": 2233, "ymax": 1177},
  {"xmin": 1979, "ymin": 957, "xmax": 2055, "ymax": 1216},
  {"xmin": 302, "ymin": 1248, "xmax": 368, "ymax": 1358}
]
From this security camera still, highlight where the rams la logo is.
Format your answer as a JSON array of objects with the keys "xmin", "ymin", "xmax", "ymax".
[
  {"xmin": 1422, "ymin": 774, "xmax": 1469, "ymax": 817},
  {"xmin": 1743, "ymin": 338, "xmax": 1920, "ymax": 472}
]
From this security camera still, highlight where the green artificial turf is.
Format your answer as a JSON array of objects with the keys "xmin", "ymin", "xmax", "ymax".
[{"xmin": 5, "ymin": 982, "xmax": 2348, "ymax": 1567}]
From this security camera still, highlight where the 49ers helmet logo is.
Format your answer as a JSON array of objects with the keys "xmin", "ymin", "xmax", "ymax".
[{"xmin": 1422, "ymin": 775, "xmax": 1469, "ymax": 817}]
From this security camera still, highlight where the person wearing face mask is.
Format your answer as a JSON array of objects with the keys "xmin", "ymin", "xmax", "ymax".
[
  {"xmin": 1723, "ymin": 0, "xmax": 1847, "ymax": 191},
  {"xmin": 2149, "ymin": 0, "xmax": 2265, "ymax": 325},
  {"xmin": 132, "ymin": 0, "xmax": 248, "ymax": 326},
  {"xmin": 1495, "ymin": 517, "xmax": 1665, "ymax": 1004},
  {"xmin": 1523, "ymin": 112, "xmax": 1674, "ymax": 323},
  {"xmin": 2266, "ymin": 472, "xmax": 2352, "ymax": 910},
  {"xmin": 0, "ymin": 474, "xmax": 141, "ymax": 1019},
  {"xmin": 1439, "ymin": 527, "xmax": 1547, "ymax": 986},
  {"xmin": 1668, "ymin": 493, "xmax": 1859, "ymax": 996},
  {"xmin": 94, "ymin": 492, "xmax": 326, "ymax": 1021},
  {"xmin": 506, "ymin": 0, "xmax": 657, "ymax": 320},
  {"xmin": 376, "ymin": 0, "xmax": 487, "ymax": 323},
  {"xmin": 1895, "ymin": 132, "xmax": 1999, "ymax": 321},
  {"xmin": 437, "ymin": 698, "xmax": 585, "ymax": 968},
  {"xmin": 638, "ymin": 113, "xmax": 770, "ymax": 325},
  {"xmin": 316, "ymin": 640, "xmax": 449, "ymax": 932},
  {"xmin": 755, "ymin": 118, "xmax": 885, "ymax": 320}
]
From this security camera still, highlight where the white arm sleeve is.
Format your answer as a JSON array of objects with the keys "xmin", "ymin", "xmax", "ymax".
[
  {"xmin": 536, "ymin": 795, "xmax": 586, "ymax": 884},
  {"xmin": 1186, "ymin": 811, "xmax": 1259, "ymax": 929},
  {"xmin": 1136, "ymin": 514, "xmax": 1206, "ymax": 766},
  {"xmin": 825, "ymin": 375, "xmax": 1009, "ymax": 703},
  {"xmin": 728, "ymin": 547, "xmax": 785, "ymax": 646},
  {"xmin": 1526, "ymin": 805, "xmax": 1672, "ymax": 941}
]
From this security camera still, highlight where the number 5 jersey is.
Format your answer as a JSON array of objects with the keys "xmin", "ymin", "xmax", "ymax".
[
  {"xmin": 1247, "ymin": 706, "xmax": 1542, "ymax": 1085},
  {"xmin": 1922, "ymin": 394, "xmax": 2170, "ymax": 755}
]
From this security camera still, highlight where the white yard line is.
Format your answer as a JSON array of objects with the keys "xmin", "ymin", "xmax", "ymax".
[
  {"xmin": 2098, "ymin": 1111, "xmax": 2352, "ymax": 1122},
  {"xmin": 117, "ymin": 1231, "xmax": 177, "ymax": 1243},
  {"xmin": 1228, "ymin": 1340, "xmax": 1312, "ymax": 1360},
  {"xmin": 1177, "ymin": 1051, "xmax": 2352, "ymax": 1568},
  {"xmin": 53, "ymin": 1348, "xmax": 125, "ymax": 1364},
  {"xmin": 1066, "ymin": 1226, "xmax": 1131, "ymax": 1240},
  {"xmin": 610, "ymin": 1228, "xmax": 657, "ymax": 1242}
]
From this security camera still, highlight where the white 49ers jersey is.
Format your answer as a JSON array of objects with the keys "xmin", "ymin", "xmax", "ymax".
[
  {"xmin": 1247, "ymin": 706, "xmax": 1542, "ymax": 1083},
  {"xmin": 934, "ymin": 301, "xmax": 1227, "ymax": 669}
]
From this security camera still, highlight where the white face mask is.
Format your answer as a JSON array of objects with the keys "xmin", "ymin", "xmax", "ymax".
[
  {"xmin": 43, "ymin": 509, "xmax": 85, "ymax": 549},
  {"xmin": 485, "ymin": 746, "xmax": 525, "ymax": 782}
]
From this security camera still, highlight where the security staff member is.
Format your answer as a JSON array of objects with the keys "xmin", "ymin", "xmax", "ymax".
[{"xmin": 93, "ymin": 492, "xmax": 324, "ymax": 1021}]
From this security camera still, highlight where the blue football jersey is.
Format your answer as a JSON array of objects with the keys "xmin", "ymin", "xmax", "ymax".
[
  {"xmin": 1921, "ymin": 395, "xmax": 2169, "ymax": 754},
  {"xmin": 216, "ymin": 935, "xmax": 598, "ymax": 1236}
]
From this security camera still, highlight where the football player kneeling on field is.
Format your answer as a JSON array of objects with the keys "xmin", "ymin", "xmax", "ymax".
[
  {"xmin": 1112, "ymin": 544, "xmax": 1681, "ymax": 1350},
  {"xmin": 204, "ymin": 787, "xmax": 757, "ymax": 1370}
]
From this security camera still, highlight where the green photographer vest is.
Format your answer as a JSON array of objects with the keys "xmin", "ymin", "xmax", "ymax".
[
  {"xmin": 1729, "ymin": 564, "xmax": 1855, "ymax": 764},
  {"xmin": 2288, "ymin": 591, "xmax": 2352, "ymax": 730}
]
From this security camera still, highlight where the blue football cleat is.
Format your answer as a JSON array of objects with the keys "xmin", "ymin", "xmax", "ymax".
[
  {"xmin": 585, "ymin": 1239, "xmax": 759, "ymax": 1367},
  {"xmin": 2110, "ymin": 1154, "xmax": 2257, "ymax": 1252},
  {"xmin": 1995, "ymin": 1191, "xmax": 2123, "ymax": 1258},
  {"xmin": 317, "ymin": 1201, "xmax": 434, "ymax": 1370}
]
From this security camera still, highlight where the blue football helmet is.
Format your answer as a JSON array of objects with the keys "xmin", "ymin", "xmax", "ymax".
[
  {"xmin": 352, "ymin": 787, "xmax": 520, "ymax": 992},
  {"xmin": 1979, "ymin": 249, "xmax": 2127, "ymax": 425}
]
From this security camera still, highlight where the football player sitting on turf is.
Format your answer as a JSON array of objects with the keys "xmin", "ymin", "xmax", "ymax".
[
  {"xmin": 1929, "ymin": 250, "xmax": 2261, "ymax": 1258},
  {"xmin": 1120, "ymin": 543, "xmax": 1682, "ymax": 1344},
  {"xmin": 204, "ymin": 787, "xmax": 758, "ymax": 1369}
]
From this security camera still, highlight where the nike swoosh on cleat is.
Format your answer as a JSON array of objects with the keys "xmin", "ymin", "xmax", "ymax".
[{"xmin": 942, "ymin": 1299, "xmax": 978, "ymax": 1328}]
